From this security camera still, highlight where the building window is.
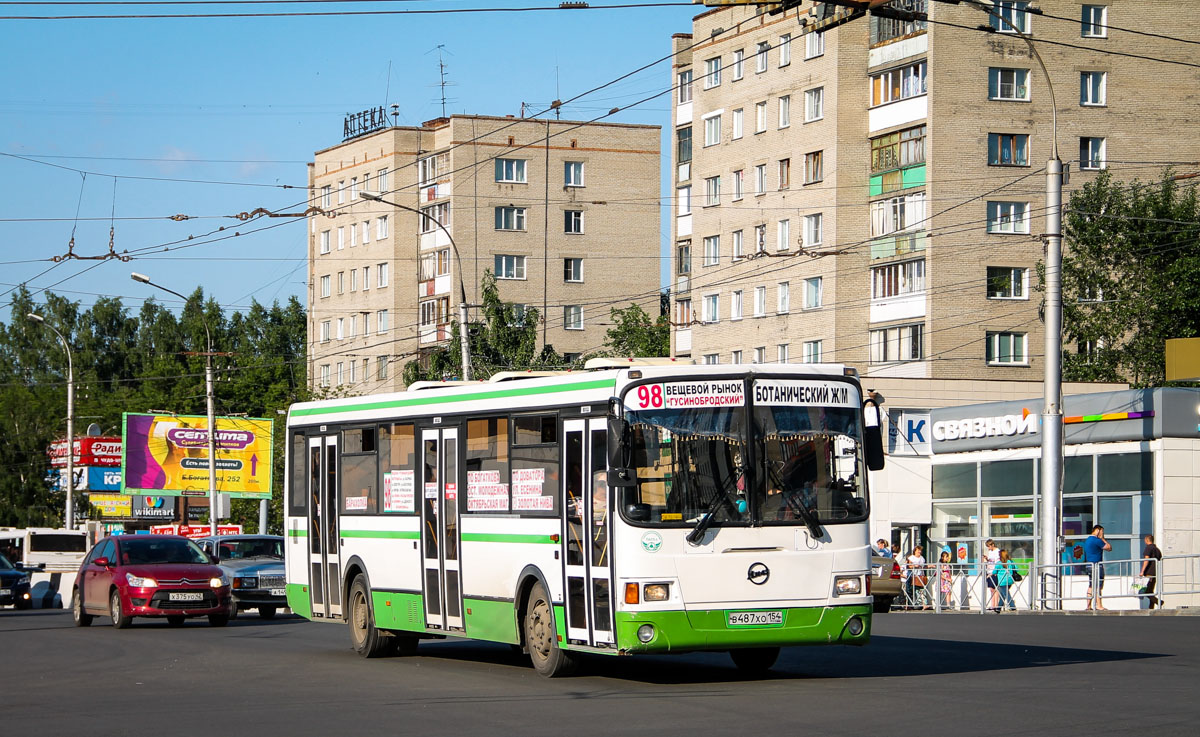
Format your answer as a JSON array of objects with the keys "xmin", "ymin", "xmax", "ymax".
[
  {"xmin": 732, "ymin": 229, "xmax": 744, "ymax": 259},
  {"xmin": 986, "ymin": 331, "xmax": 1028, "ymax": 365},
  {"xmin": 777, "ymin": 219, "xmax": 790, "ymax": 252},
  {"xmin": 731, "ymin": 108, "xmax": 743, "ymax": 139},
  {"xmin": 802, "ymin": 340, "xmax": 822, "ymax": 363},
  {"xmin": 377, "ymin": 215, "xmax": 388, "ymax": 239},
  {"xmin": 363, "ymin": 266, "xmax": 370, "ymax": 290},
  {"xmin": 778, "ymin": 159, "xmax": 790, "ymax": 190},
  {"xmin": 989, "ymin": 68, "xmax": 1030, "ymax": 101},
  {"xmin": 754, "ymin": 164, "xmax": 767, "ymax": 195},
  {"xmin": 418, "ymin": 153, "xmax": 449, "ymax": 187},
  {"xmin": 805, "ymin": 87, "xmax": 823, "ymax": 121},
  {"xmin": 495, "ymin": 254, "xmax": 527, "ymax": 280},
  {"xmin": 377, "ymin": 357, "xmax": 388, "ymax": 380},
  {"xmin": 320, "ymin": 364, "xmax": 330, "ymax": 387},
  {"xmin": 754, "ymin": 286, "xmax": 767, "ymax": 317},
  {"xmin": 337, "ymin": 227, "xmax": 345, "ymax": 251},
  {"xmin": 564, "ymin": 305, "xmax": 583, "ymax": 330},
  {"xmin": 777, "ymin": 282, "xmax": 790, "ymax": 314},
  {"xmin": 756, "ymin": 41, "xmax": 770, "ymax": 73},
  {"xmin": 754, "ymin": 224, "xmax": 766, "ymax": 254},
  {"xmin": 377, "ymin": 168, "xmax": 388, "ymax": 192},
  {"xmin": 348, "ymin": 359, "xmax": 357, "ymax": 385},
  {"xmin": 732, "ymin": 49, "xmax": 744, "ymax": 80},
  {"xmin": 678, "ymin": 185, "xmax": 691, "ymax": 216},
  {"xmin": 349, "ymin": 222, "xmax": 356, "ymax": 247},
  {"xmin": 988, "ymin": 133, "xmax": 1029, "ymax": 166},
  {"xmin": 1080, "ymin": 137, "xmax": 1106, "ymax": 169},
  {"xmin": 419, "ymin": 301, "xmax": 437, "ymax": 326},
  {"xmin": 319, "ymin": 274, "xmax": 330, "ymax": 298},
  {"xmin": 678, "ymin": 70, "xmax": 693, "ymax": 104},
  {"xmin": 731, "ymin": 350, "xmax": 743, "ymax": 365},
  {"xmin": 676, "ymin": 298, "xmax": 692, "ymax": 325},
  {"xmin": 778, "ymin": 344, "xmax": 790, "ymax": 363},
  {"xmin": 704, "ymin": 56, "xmax": 722, "ymax": 89},
  {"xmin": 871, "ymin": 61, "xmax": 927, "ymax": 106},
  {"xmin": 704, "ymin": 176, "xmax": 721, "ymax": 206},
  {"xmin": 804, "ymin": 213, "xmax": 823, "ymax": 247},
  {"xmin": 421, "ymin": 202, "xmax": 450, "ymax": 233},
  {"xmin": 703, "ymin": 354, "xmax": 720, "ymax": 365},
  {"xmin": 987, "ymin": 266, "xmax": 1029, "ymax": 299},
  {"xmin": 1080, "ymin": 72, "xmax": 1106, "ymax": 106},
  {"xmin": 495, "ymin": 158, "xmax": 527, "ymax": 184},
  {"xmin": 360, "ymin": 311, "xmax": 370, "ymax": 335},
  {"xmin": 804, "ymin": 151, "xmax": 823, "ymax": 184},
  {"xmin": 703, "ymin": 112, "xmax": 722, "ymax": 146},
  {"xmin": 871, "ymin": 192, "xmax": 927, "ymax": 236},
  {"xmin": 565, "ymin": 161, "xmax": 585, "ymax": 187},
  {"xmin": 319, "ymin": 230, "xmax": 330, "ymax": 255},
  {"xmin": 991, "ymin": 1, "xmax": 1031, "ymax": 34},
  {"xmin": 987, "ymin": 201, "xmax": 1030, "ymax": 233},
  {"xmin": 779, "ymin": 33, "xmax": 791, "ymax": 66},
  {"xmin": 676, "ymin": 243, "xmax": 690, "ymax": 275},
  {"xmin": 321, "ymin": 185, "xmax": 332, "ymax": 208},
  {"xmin": 361, "ymin": 221, "xmax": 370, "ymax": 244},
  {"xmin": 755, "ymin": 101, "xmax": 767, "ymax": 133},
  {"xmin": 703, "ymin": 235, "xmax": 720, "ymax": 266},
  {"xmin": 778, "ymin": 95, "xmax": 790, "ymax": 128},
  {"xmin": 870, "ymin": 324, "xmax": 924, "ymax": 363},
  {"xmin": 337, "ymin": 271, "xmax": 345, "ymax": 295},
  {"xmin": 320, "ymin": 320, "xmax": 331, "ymax": 342},
  {"xmin": 805, "ymin": 29, "xmax": 824, "ymax": 58},
  {"xmin": 350, "ymin": 177, "xmax": 358, "ymax": 200},
  {"xmin": 676, "ymin": 127, "xmax": 692, "ymax": 166},
  {"xmin": 871, "ymin": 259, "xmax": 926, "ymax": 299},
  {"xmin": 1081, "ymin": 4, "xmax": 1107, "ymax": 37},
  {"xmin": 731, "ymin": 290, "xmax": 743, "ymax": 320},
  {"xmin": 702, "ymin": 294, "xmax": 719, "ymax": 324},
  {"xmin": 732, "ymin": 170, "xmax": 744, "ymax": 201},
  {"xmin": 804, "ymin": 276, "xmax": 823, "ymax": 309},
  {"xmin": 350, "ymin": 269, "xmax": 357, "ymax": 292},
  {"xmin": 377, "ymin": 262, "xmax": 389, "ymax": 288},
  {"xmin": 495, "ymin": 206, "xmax": 527, "ymax": 231},
  {"xmin": 564, "ymin": 210, "xmax": 584, "ymax": 234},
  {"xmin": 753, "ymin": 347, "xmax": 766, "ymax": 364},
  {"xmin": 376, "ymin": 309, "xmax": 389, "ymax": 334}
]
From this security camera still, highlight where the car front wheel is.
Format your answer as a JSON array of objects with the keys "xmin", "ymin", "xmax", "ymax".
[
  {"xmin": 110, "ymin": 589, "xmax": 131, "ymax": 629},
  {"xmin": 72, "ymin": 589, "xmax": 92, "ymax": 627}
]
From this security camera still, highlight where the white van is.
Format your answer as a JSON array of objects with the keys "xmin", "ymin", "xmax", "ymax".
[{"xmin": 0, "ymin": 528, "xmax": 90, "ymax": 608}]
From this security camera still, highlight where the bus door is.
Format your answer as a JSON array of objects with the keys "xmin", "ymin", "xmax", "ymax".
[
  {"xmin": 420, "ymin": 426, "xmax": 463, "ymax": 630},
  {"xmin": 562, "ymin": 418, "xmax": 613, "ymax": 647},
  {"xmin": 308, "ymin": 434, "xmax": 342, "ymax": 620}
]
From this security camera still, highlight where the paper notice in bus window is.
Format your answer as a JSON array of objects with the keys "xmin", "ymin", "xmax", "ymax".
[
  {"xmin": 625, "ymin": 380, "xmax": 745, "ymax": 411},
  {"xmin": 467, "ymin": 470, "xmax": 509, "ymax": 512},
  {"xmin": 511, "ymin": 468, "xmax": 551, "ymax": 510},
  {"xmin": 424, "ymin": 483, "xmax": 438, "ymax": 500},
  {"xmin": 383, "ymin": 470, "xmax": 415, "ymax": 513},
  {"xmin": 752, "ymin": 379, "xmax": 859, "ymax": 407},
  {"xmin": 344, "ymin": 496, "xmax": 368, "ymax": 511},
  {"xmin": 445, "ymin": 482, "xmax": 457, "ymax": 501}
]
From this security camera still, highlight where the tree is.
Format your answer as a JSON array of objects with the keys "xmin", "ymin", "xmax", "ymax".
[
  {"xmin": 603, "ymin": 299, "xmax": 671, "ymax": 358},
  {"xmin": 1058, "ymin": 170, "xmax": 1200, "ymax": 387}
]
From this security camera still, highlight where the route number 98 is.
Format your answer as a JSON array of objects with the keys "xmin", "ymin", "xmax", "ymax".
[{"xmin": 636, "ymin": 385, "xmax": 664, "ymax": 409}]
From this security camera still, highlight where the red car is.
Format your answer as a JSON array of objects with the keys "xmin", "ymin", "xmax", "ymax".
[{"xmin": 72, "ymin": 535, "xmax": 232, "ymax": 628}]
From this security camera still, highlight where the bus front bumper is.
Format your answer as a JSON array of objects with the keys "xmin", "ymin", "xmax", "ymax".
[{"xmin": 614, "ymin": 603, "xmax": 871, "ymax": 654}]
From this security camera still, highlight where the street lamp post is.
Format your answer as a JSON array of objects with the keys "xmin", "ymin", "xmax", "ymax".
[
  {"xmin": 28, "ymin": 313, "xmax": 75, "ymax": 529},
  {"xmin": 131, "ymin": 273, "xmax": 220, "ymax": 538},
  {"xmin": 358, "ymin": 191, "xmax": 474, "ymax": 380}
]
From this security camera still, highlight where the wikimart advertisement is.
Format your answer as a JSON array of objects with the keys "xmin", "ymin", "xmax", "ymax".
[{"xmin": 121, "ymin": 413, "xmax": 274, "ymax": 499}]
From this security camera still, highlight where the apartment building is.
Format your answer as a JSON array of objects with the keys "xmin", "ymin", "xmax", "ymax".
[
  {"xmin": 308, "ymin": 114, "xmax": 660, "ymax": 393},
  {"xmin": 671, "ymin": 1, "xmax": 1199, "ymax": 379}
]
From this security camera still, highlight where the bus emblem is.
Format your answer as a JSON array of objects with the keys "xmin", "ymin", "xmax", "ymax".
[
  {"xmin": 747, "ymin": 562, "xmax": 770, "ymax": 585},
  {"xmin": 640, "ymin": 532, "xmax": 663, "ymax": 553}
]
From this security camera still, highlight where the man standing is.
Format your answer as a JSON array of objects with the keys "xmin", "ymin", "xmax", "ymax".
[
  {"xmin": 1140, "ymin": 534, "xmax": 1163, "ymax": 609},
  {"xmin": 1084, "ymin": 525, "xmax": 1112, "ymax": 610}
]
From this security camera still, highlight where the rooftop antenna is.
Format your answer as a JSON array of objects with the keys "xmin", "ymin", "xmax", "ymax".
[
  {"xmin": 426, "ymin": 45, "xmax": 457, "ymax": 118},
  {"xmin": 555, "ymin": 65, "xmax": 561, "ymax": 119},
  {"xmin": 383, "ymin": 60, "xmax": 392, "ymax": 119}
]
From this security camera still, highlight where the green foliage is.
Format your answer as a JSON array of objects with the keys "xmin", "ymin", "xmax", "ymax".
[
  {"xmin": 0, "ymin": 286, "xmax": 309, "ymax": 532},
  {"xmin": 1059, "ymin": 170, "xmax": 1200, "ymax": 387},
  {"xmin": 602, "ymin": 300, "xmax": 670, "ymax": 358}
]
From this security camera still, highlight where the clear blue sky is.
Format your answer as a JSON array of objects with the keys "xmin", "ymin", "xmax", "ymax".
[{"xmin": 1, "ymin": 1, "xmax": 698, "ymax": 320}]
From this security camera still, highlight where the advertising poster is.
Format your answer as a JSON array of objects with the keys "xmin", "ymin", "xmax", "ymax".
[
  {"xmin": 383, "ymin": 470, "xmax": 415, "ymax": 513},
  {"xmin": 122, "ymin": 413, "xmax": 274, "ymax": 498}
]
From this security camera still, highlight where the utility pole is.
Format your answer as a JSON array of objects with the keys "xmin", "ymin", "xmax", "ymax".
[{"xmin": 29, "ymin": 313, "xmax": 75, "ymax": 529}]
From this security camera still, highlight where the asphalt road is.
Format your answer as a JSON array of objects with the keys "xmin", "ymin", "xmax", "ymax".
[{"xmin": 3, "ymin": 608, "xmax": 1195, "ymax": 736}]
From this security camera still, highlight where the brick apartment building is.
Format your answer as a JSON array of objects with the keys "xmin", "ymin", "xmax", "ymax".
[
  {"xmin": 670, "ymin": 0, "xmax": 1199, "ymax": 378},
  {"xmin": 307, "ymin": 114, "xmax": 660, "ymax": 393}
]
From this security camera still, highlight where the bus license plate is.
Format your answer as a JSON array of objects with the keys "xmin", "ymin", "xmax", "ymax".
[
  {"xmin": 270, "ymin": 588, "xmax": 285, "ymax": 597},
  {"xmin": 727, "ymin": 610, "xmax": 783, "ymax": 627},
  {"xmin": 169, "ymin": 592, "xmax": 203, "ymax": 602}
]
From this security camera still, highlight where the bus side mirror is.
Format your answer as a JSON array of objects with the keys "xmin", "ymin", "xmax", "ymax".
[
  {"xmin": 624, "ymin": 503, "xmax": 651, "ymax": 522},
  {"xmin": 863, "ymin": 396, "xmax": 885, "ymax": 471},
  {"xmin": 607, "ymin": 410, "xmax": 628, "ymax": 470}
]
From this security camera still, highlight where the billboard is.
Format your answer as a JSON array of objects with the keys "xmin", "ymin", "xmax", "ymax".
[
  {"xmin": 49, "ymin": 436, "xmax": 122, "ymax": 467},
  {"xmin": 122, "ymin": 413, "xmax": 274, "ymax": 499}
]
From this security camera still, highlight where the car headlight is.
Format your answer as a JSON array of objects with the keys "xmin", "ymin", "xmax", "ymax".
[
  {"xmin": 834, "ymin": 576, "xmax": 862, "ymax": 595},
  {"xmin": 233, "ymin": 576, "xmax": 258, "ymax": 590},
  {"xmin": 643, "ymin": 583, "xmax": 670, "ymax": 602},
  {"xmin": 126, "ymin": 573, "xmax": 158, "ymax": 588},
  {"xmin": 210, "ymin": 574, "xmax": 231, "ymax": 588},
  {"xmin": 17, "ymin": 575, "xmax": 29, "ymax": 586}
]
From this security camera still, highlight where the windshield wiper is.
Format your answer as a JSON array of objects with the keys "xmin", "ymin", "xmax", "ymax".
[
  {"xmin": 686, "ymin": 484, "xmax": 736, "ymax": 546},
  {"xmin": 784, "ymin": 493, "xmax": 824, "ymax": 539}
]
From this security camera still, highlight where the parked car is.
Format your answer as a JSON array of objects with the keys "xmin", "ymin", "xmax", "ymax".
[
  {"xmin": 72, "ymin": 535, "xmax": 232, "ymax": 628},
  {"xmin": 196, "ymin": 535, "xmax": 286, "ymax": 619},
  {"xmin": 0, "ymin": 551, "xmax": 34, "ymax": 609},
  {"xmin": 871, "ymin": 554, "xmax": 902, "ymax": 613}
]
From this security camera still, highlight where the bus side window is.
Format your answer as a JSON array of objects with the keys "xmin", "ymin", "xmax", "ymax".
[{"xmin": 289, "ymin": 432, "xmax": 308, "ymax": 517}]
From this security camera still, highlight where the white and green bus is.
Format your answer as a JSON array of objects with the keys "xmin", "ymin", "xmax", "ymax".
[{"xmin": 284, "ymin": 360, "xmax": 885, "ymax": 676}]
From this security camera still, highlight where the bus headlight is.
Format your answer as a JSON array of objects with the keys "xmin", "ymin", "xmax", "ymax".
[
  {"xmin": 643, "ymin": 584, "xmax": 670, "ymax": 602},
  {"xmin": 637, "ymin": 624, "xmax": 655, "ymax": 643},
  {"xmin": 834, "ymin": 576, "xmax": 862, "ymax": 595}
]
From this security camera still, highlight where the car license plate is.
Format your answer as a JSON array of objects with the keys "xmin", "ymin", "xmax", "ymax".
[
  {"xmin": 872, "ymin": 565, "xmax": 883, "ymax": 576},
  {"xmin": 270, "ymin": 588, "xmax": 285, "ymax": 597},
  {"xmin": 727, "ymin": 610, "xmax": 784, "ymax": 627},
  {"xmin": 168, "ymin": 592, "xmax": 204, "ymax": 602},
  {"xmin": 0, "ymin": 588, "xmax": 10, "ymax": 596}
]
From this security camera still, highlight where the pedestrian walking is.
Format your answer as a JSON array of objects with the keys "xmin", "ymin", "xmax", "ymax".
[
  {"xmin": 906, "ymin": 545, "xmax": 929, "ymax": 610},
  {"xmin": 938, "ymin": 550, "xmax": 954, "ymax": 609},
  {"xmin": 1084, "ymin": 524, "xmax": 1112, "ymax": 610},
  {"xmin": 1140, "ymin": 534, "xmax": 1163, "ymax": 609},
  {"xmin": 984, "ymin": 539, "xmax": 1001, "ymax": 611},
  {"xmin": 994, "ymin": 549, "xmax": 1018, "ymax": 611}
]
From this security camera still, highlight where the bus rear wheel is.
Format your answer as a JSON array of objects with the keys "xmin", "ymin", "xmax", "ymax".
[
  {"xmin": 349, "ymin": 574, "xmax": 393, "ymax": 658},
  {"xmin": 730, "ymin": 647, "xmax": 780, "ymax": 675},
  {"xmin": 524, "ymin": 582, "xmax": 576, "ymax": 677}
]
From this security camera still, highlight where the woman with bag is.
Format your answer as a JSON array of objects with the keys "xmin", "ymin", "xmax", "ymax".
[
  {"xmin": 906, "ymin": 545, "xmax": 929, "ymax": 610},
  {"xmin": 994, "ymin": 549, "xmax": 1018, "ymax": 612}
]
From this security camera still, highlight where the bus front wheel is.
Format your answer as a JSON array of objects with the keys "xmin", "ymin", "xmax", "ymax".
[
  {"xmin": 349, "ymin": 574, "xmax": 393, "ymax": 658},
  {"xmin": 730, "ymin": 647, "xmax": 780, "ymax": 674},
  {"xmin": 524, "ymin": 582, "xmax": 576, "ymax": 677}
]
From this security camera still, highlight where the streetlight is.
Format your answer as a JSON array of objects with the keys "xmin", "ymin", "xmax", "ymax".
[
  {"xmin": 28, "ymin": 313, "xmax": 75, "ymax": 529},
  {"xmin": 131, "ymin": 272, "xmax": 221, "ymax": 538},
  {"xmin": 357, "ymin": 190, "xmax": 474, "ymax": 380}
]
